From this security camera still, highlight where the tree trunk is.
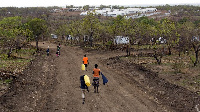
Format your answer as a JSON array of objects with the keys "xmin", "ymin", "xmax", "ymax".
[
  {"xmin": 89, "ymin": 32, "xmax": 93, "ymax": 47},
  {"xmin": 126, "ymin": 45, "xmax": 130, "ymax": 56},
  {"xmin": 192, "ymin": 44, "xmax": 200, "ymax": 66},
  {"xmin": 90, "ymin": 38, "xmax": 93, "ymax": 47},
  {"xmin": 102, "ymin": 36, "xmax": 105, "ymax": 45},
  {"xmin": 36, "ymin": 36, "xmax": 39, "ymax": 51},
  {"xmin": 71, "ymin": 37, "xmax": 72, "ymax": 45},
  {"xmin": 194, "ymin": 49, "xmax": 199, "ymax": 66},
  {"xmin": 168, "ymin": 46, "xmax": 171, "ymax": 55},
  {"xmin": 153, "ymin": 51, "xmax": 162, "ymax": 65},
  {"xmin": 7, "ymin": 48, "xmax": 12, "ymax": 58}
]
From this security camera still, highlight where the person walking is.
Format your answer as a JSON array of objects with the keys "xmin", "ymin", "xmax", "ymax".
[
  {"xmin": 56, "ymin": 43, "xmax": 61, "ymax": 57},
  {"xmin": 126, "ymin": 44, "xmax": 130, "ymax": 56},
  {"xmin": 46, "ymin": 46, "xmax": 50, "ymax": 56},
  {"xmin": 80, "ymin": 75, "xmax": 89, "ymax": 104},
  {"xmin": 92, "ymin": 64, "xmax": 100, "ymax": 93},
  {"xmin": 58, "ymin": 43, "xmax": 61, "ymax": 50},
  {"xmin": 56, "ymin": 50, "xmax": 60, "ymax": 57},
  {"xmin": 82, "ymin": 54, "xmax": 89, "ymax": 71}
]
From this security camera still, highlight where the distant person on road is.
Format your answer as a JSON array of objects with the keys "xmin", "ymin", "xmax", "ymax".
[
  {"xmin": 56, "ymin": 50, "xmax": 60, "ymax": 57},
  {"xmin": 46, "ymin": 46, "xmax": 50, "ymax": 56},
  {"xmin": 83, "ymin": 54, "xmax": 89, "ymax": 71},
  {"xmin": 58, "ymin": 43, "xmax": 61, "ymax": 50},
  {"xmin": 56, "ymin": 43, "xmax": 61, "ymax": 56},
  {"xmin": 92, "ymin": 64, "xmax": 100, "ymax": 93},
  {"xmin": 80, "ymin": 75, "xmax": 89, "ymax": 104},
  {"xmin": 126, "ymin": 44, "xmax": 130, "ymax": 56}
]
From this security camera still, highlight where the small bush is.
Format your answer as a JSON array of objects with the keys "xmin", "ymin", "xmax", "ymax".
[
  {"xmin": 106, "ymin": 41, "xmax": 113, "ymax": 46},
  {"xmin": 0, "ymin": 54, "xmax": 8, "ymax": 60},
  {"xmin": 189, "ymin": 55, "xmax": 196, "ymax": 64},
  {"xmin": 172, "ymin": 61, "xmax": 184, "ymax": 73},
  {"xmin": 4, "ymin": 79, "xmax": 12, "ymax": 84}
]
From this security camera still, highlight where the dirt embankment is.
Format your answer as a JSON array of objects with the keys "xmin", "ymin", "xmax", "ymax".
[
  {"xmin": 104, "ymin": 56, "xmax": 200, "ymax": 112},
  {"xmin": 0, "ymin": 48, "xmax": 58, "ymax": 111}
]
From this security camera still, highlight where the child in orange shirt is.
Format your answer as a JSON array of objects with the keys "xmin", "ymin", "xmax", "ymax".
[
  {"xmin": 92, "ymin": 64, "xmax": 100, "ymax": 93},
  {"xmin": 83, "ymin": 54, "xmax": 89, "ymax": 71}
]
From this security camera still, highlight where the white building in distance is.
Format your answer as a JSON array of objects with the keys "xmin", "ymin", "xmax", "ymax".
[{"xmin": 80, "ymin": 7, "xmax": 158, "ymax": 17}]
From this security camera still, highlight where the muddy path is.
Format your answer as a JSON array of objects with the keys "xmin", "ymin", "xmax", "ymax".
[{"xmin": 0, "ymin": 42, "xmax": 199, "ymax": 112}]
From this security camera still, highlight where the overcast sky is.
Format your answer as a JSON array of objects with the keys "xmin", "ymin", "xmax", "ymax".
[{"xmin": 1, "ymin": 0, "xmax": 200, "ymax": 7}]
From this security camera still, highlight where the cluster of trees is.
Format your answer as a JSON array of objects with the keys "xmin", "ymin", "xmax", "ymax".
[
  {"xmin": 0, "ymin": 16, "xmax": 47, "ymax": 57},
  {"xmin": 55, "ymin": 12, "xmax": 200, "ymax": 65},
  {"xmin": 0, "ymin": 7, "xmax": 59, "ymax": 18},
  {"xmin": 0, "ymin": 5, "xmax": 199, "ymax": 65},
  {"xmin": 156, "ymin": 4, "xmax": 200, "ymax": 17}
]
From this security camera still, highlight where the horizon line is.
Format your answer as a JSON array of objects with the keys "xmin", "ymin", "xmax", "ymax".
[{"xmin": 0, "ymin": 3, "xmax": 200, "ymax": 8}]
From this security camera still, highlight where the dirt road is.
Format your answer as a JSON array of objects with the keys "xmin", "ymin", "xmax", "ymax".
[
  {"xmin": 0, "ymin": 42, "xmax": 198, "ymax": 112},
  {"xmin": 46, "ymin": 44, "xmax": 169, "ymax": 112}
]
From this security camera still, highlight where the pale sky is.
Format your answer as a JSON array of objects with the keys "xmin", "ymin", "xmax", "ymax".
[{"xmin": 1, "ymin": 0, "xmax": 200, "ymax": 7}]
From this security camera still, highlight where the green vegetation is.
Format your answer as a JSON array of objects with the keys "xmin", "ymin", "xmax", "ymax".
[
  {"xmin": 156, "ymin": 4, "xmax": 200, "ymax": 17},
  {"xmin": 0, "ymin": 48, "xmax": 36, "ymax": 72},
  {"xmin": 0, "ymin": 5, "xmax": 199, "ymax": 97},
  {"xmin": 4, "ymin": 79, "xmax": 12, "ymax": 84},
  {"xmin": 0, "ymin": 5, "xmax": 199, "ymax": 70},
  {"xmin": 0, "ymin": 9, "xmax": 47, "ymax": 75},
  {"xmin": 0, "ymin": 79, "xmax": 12, "ymax": 84}
]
